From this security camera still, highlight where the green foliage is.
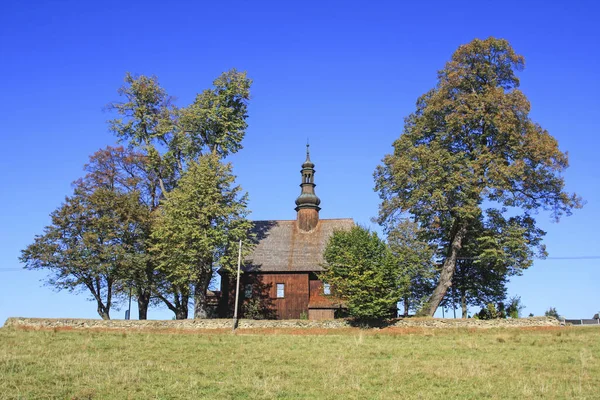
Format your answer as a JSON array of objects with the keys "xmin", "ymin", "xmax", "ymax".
[
  {"xmin": 23, "ymin": 69, "xmax": 253, "ymax": 320},
  {"xmin": 477, "ymin": 303, "xmax": 500, "ymax": 320},
  {"xmin": 446, "ymin": 213, "xmax": 545, "ymax": 317},
  {"xmin": 242, "ymin": 298, "xmax": 276, "ymax": 320},
  {"xmin": 321, "ymin": 226, "xmax": 406, "ymax": 321},
  {"xmin": 506, "ymin": 296, "xmax": 525, "ymax": 319},
  {"xmin": 82, "ymin": 146, "xmax": 158, "ymax": 318},
  {"xmin": 386, "ymin": 219, "xmax": 436, "ymax": 314},
  {"xmin": 375, "ymin": 37, "xmax": 582, "ymax": 316},
  {"xmin": 151, "ymin": 155, "xmax": 252, "ymax": 318},
  {"xmin": 20, "ymin": 170, "xmax": 148, "ymax": 319},
  {"xmin": 105, "ymin": 69, "xmax": 251, "ymax": 318},
  {"xmin": 475, "ymin": 296, "xmax": 524, "ymax": 319},
  {"xmin": 545, "ymin": 307, "xmax": 560, "ymax": 319},
  {"xmin": 107, "ymin": 69, "xmax": 252, "ymax": 195},
  {"xmin": 179, "ymin": 69, "xmax": 252, "ymax": 158}
]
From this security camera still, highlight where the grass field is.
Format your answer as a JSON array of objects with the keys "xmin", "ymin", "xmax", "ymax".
[{"xmin": 0, "ymin": 326, "xmax": 598, "ymax": 399}]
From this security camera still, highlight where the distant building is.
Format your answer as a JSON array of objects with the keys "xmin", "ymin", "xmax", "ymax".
[{"xmin": 219, "ymin": 145, "xmax": 353, "ymax": 320}]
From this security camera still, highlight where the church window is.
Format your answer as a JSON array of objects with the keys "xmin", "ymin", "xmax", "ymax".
[{"xmin": 276, "ymin": 283, "xmax": 285, "ymax": 298}]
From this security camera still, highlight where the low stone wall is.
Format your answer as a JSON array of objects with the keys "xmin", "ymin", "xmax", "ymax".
[{"xmin": 3, "ymin": 316, "xmax": 560, "ymax": 331}]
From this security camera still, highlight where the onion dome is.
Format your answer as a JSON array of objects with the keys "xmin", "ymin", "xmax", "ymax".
[{"xmin": 294, "ymin": 143, "xmax": 321, "ymax": 212}]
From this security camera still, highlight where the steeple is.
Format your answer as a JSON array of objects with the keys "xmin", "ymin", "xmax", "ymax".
[{"xmin": 295, "ymin": 143, "xmax": 321, "ymax": 231}]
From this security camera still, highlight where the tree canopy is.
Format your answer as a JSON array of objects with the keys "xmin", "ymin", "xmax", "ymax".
[
  {"xmin": 151, "ymin": 155, "xmax": 252, "ymax": 319},
  {"xmin": 20, "ymin": 169, "xmax": 147, "ymax": 319},
  {"xmin": 375, "ymin": 37, "xmax": 582, "ymax": 316},
  {"xmin": 22, "ymin": 69, "xmax": 253, "ymax": 320},
  {"xmin": 321, "ymin": 226, "xmax": 407, "ymax": 321}
]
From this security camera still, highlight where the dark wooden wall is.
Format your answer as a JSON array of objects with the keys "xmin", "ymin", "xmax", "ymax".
[
  {"xmin": 220, "ymin": 271, "xmax": 339, "ymax": 319},
  {"xmin": 255, "ymin": 273, "xmax": 309, "ymax": 319},
  {"xmin": 308, "ymin": 279, "xmax": 333, "ymax": 307}
]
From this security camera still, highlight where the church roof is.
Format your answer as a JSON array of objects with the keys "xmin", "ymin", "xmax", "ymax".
[{"xmin": 246, "ymin": 218, "xmax": 354, "ymax": 272}]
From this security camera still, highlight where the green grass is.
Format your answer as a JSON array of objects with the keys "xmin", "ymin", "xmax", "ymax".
[{"xmin": 0, "ymin": 327, "xmax": 599, "ymax": 399}]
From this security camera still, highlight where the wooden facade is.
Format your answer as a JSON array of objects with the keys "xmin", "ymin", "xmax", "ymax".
[
  {"xmin": 219, "ymin": 271, "xmax": 342, "ymax": 320},
  {"xmin": 255, "ymin": 273, "xmax": 309, "ymax": 319}
]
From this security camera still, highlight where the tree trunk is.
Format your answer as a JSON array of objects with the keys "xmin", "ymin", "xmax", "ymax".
[
  {"xmin": 137, "ymin": 289, "xmax": 150, "ymax": 320},
  {"xmin": 178, "ymin": 294, "xmax": 189, "ymax": 319},
  {"xmin": 156, "ymin": 288, "xmax": 189, "ymax": 319},
  {"xmin": 461, "ymin": 291, "xmax": 468, "ymax": 319},
  {"xmin": 418, "ymin": 221, "xmax": 468, "ymax": 317},
  {"xmin": 403, "ymin": 295, "xmax": 410, "ymax": 317},
  {"xmin": 97, "ymin": 303, "xmax": 110, "ymax": 320},
  {"xmin": 175, "ymin": 308, "xmax": 188, "ymax": 320},
  {"xmin": 194, "ymin": 276, "xmax": 211, "ymax": 319}
]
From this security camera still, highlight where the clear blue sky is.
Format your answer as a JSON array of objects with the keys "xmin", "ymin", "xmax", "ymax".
[{"xmin": 1, "ymin": 0, "xmax": 598, "ymax": 322}]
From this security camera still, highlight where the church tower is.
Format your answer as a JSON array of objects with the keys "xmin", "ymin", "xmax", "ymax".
[{"xmin": 295, "ymin": 144, "xmax": 321, "ymax": 232}]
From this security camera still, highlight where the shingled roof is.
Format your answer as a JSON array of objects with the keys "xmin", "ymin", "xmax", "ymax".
[{"xmin": 246, "ymin": 218, "xmax": 354, "ymax": 272}]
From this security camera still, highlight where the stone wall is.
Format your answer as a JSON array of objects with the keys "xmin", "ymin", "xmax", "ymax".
[{"xmin": 3, "ymin": 316, "xmax": 561, "ymax": 331}]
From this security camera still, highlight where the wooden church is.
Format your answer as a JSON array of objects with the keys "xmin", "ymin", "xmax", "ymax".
[{"xmin": 219, "ymin": 145, "xmax": 354, "ymax": 320}]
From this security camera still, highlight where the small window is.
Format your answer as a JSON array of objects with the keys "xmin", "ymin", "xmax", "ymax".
[
  {"xmin": 323, "ymin": 283, "xmax": 331, "ymax": 296},
  {"xmin": 244, "ymin": 284, "xmax": 253, "ymax": 299},
  {"xmin": 276, "ymin": 283, "xmax": 285, "ymax": 298}
]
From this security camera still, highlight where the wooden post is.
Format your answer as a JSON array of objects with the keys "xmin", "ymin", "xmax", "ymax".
[
  {"xmin": 125, "ymin": 286, "xmax": 132, "ymax": 320},
  {"xmin": 232, "ymin": 240, "xmax": 242, "ymax": 331}
]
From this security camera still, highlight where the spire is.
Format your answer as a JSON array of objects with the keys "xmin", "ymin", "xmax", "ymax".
[
  {"xmin": 302, "ymin": 142, "xmax": 315, "ymax": 169},
  {"xmin": 295, "ymin": 143, "xmax": 320, "ymax": 231}
]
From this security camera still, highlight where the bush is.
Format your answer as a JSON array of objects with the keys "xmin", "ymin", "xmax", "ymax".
[
  {"xmin": 321, "ymin": 226, "xmax": 405, "ymax": 322},
  {"xmin": 477, "ymin": 303, "xmax": 500, "ymax": 320},
  {"xmin": 544, "ymin": 307, "xmax": 560, "ymax": 319},
  {"xmin": 242, "ymin": 298, "xmax": 275, "ymax": 320},
  {"xmin": 506, "ymin": 296, "xmax": 525, "ymax": 319}
]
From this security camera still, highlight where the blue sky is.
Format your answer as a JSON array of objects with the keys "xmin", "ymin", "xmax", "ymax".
[{"xmin": 1, "ymin": 0, "xmax": 598, "ymax": 322}]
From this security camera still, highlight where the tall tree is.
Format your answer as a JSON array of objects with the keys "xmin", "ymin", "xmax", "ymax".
[
  {"xmin": 386, "ymin": 220, "xmax": 436, "ymax": 316},
  {"xmin": 375, "ymin": 37, "xmax": 582, "ymax": 316},
  {"xmin": 20, "ymin": 180, "xmax": 144, "ymax": 319},
  {"xmin": 448, "ymin": 211, "xmax": 546, "ymax": 318},
  {"xmin": 179, "ymin": 69, "xmax": 252, "ymax": 158},
  {"xmin": 83, "ymin": 146, "xmax": 157, "ymax": 319},
  {"xmin": 321, "ymin": 226, "xmax": 407, "ymax": 321},
  {"xmin": 107, "ymin": 69, "xmax": 252, "ymax": 318},
  {"xmin": 151, "ymin": 156, "xmax": 252, "ymax": 319},
  {"xmin": 108, "ymin": 69, "xmax": 252, "ymax": 183}
]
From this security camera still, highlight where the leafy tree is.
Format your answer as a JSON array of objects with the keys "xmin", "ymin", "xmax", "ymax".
[
  {"xmin": 447, "ymin": 211, "xmax": 546, "ymax": 318},
  {"xmin": 179, "ymin": 69, "xmax": 252, "ymax": 158},
  {"xmin": 386, "ymin": 220, "xmax": 436, "ymax": 316},
  {"xmin": 151, "ymin": 156, "xmax": 252, "ymax": 319},
  {"xmin": 506, "ymin": 295, "xmax": 525, "ymax": 318},
  {"xmin": 107, "ymin": 70, "xmax": 252, "ymax": 318},
  {"xmin": 475, "ymin": 303, "xmax": 500, "ymax": 320},
  {"xmin": 474, "ymin": 296, "xmax": 524, "ymax": 319},
  {"xmin": 108, "ymin": 69, "xmax": 251, "ymax": 187},
  {"xmin": 545, "ymin": 307, "xmax": 560, "ymax": 319},
  {"xmin": 83, "ymin": 146, "xmax": 157, "ymax": 319},
  {"xmin": 321, "ymin": 226, "xmax": 407, "ymax": 321},
  {"xmin": 375, "ymin": 37, "xmax": 582, "ymax": 316},
  {"xmin": 20, "ymin": 178, "xmax": 145, "ymax": 319}
]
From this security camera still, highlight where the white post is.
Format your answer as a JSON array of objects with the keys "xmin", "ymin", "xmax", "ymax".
[{"xmin": 232, "ymin": 240, "xmax": 242, "ymax": 331}]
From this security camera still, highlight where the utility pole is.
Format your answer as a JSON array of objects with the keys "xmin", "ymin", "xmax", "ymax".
[
  {"xmin": 232, "ymin": 240, "xmax": 242, "ymax": 331},
  {"xmin": 125, "ymin": 286, "xmax": 132, "ymax": 320}
]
